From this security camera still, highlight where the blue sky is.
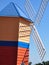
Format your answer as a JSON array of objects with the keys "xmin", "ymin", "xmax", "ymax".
[{"xmin": 0, "ymin": 0, "xmax": 49, "ymax": 65}]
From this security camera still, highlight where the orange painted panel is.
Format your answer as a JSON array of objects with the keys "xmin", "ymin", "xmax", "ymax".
[{"xmin": 16, "ymin": 47, "xmax": 29, "ymax": 65}]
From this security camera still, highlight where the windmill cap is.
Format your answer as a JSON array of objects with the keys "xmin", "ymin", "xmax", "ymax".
[{"xmin": 0, "ymin": 2, "xmax": 29, "ymax": 19}]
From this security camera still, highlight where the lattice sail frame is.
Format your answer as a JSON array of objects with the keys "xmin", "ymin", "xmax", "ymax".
[
  {"xmin": 25, "ymin": 0, "xmax": 36, "ymax": 21},
  {"xmin": 35, "ymin": 0, "xmax": 49, "ymax": 24},
  {"xmin": 25, "ymin": 0, "xmax": 49, "ymax": 24},
  {"xmin": 30, "ymin": 24, "xmax": 46, "ymax": 60}
]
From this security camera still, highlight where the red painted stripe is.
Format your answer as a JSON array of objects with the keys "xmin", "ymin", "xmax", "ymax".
[
  {"xmin": 0, "ymin": 46, "xmax": 29, "ymax": 65},
  {"xmin": 0, "ymin": 46, "xmax": 17, "ymax": 65}
]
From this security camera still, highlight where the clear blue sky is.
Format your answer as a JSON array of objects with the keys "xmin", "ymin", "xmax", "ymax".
[{"xmin": 0, "ymin": 0, "xmax": 49, "ymax": 65}]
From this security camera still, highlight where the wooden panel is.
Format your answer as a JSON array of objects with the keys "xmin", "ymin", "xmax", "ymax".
[
  {"xmin": 0, "ymin": 46, "xmax": 17, "ymax": 65},
  {"xmin": 0, "ymin": 17, "xmax": 19, "ymax": 41},
  {"xmin": 18, "ymin": 21, "xmax": 31, "ymax": 43},
  {"xmin": 16, "ymin": 47, "xmax": 29, "ymax": 65},
  {"xmin": 19, "ymin": 37, "xmax": 30, "ymax": 43},
  {"xmin": 19, "ymin": 22, "xmax": 27, "ymax": 27},
  {"xmin": 0, "ymin": 17, "xmax": 31, "ymax": 65},
  {"xmin": 19, "ymin": 26, "xmax": 31, "ymax": 31},
  {"xmin": 19, "ymin": 31, "xmax": 30, "ymax": 37}
]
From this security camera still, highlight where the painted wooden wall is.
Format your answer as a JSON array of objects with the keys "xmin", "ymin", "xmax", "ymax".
[{"xmin": 0, "ymin": 17, "xmax": 31, "ymax": 65}]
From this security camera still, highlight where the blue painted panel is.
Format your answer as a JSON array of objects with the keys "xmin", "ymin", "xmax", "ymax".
[
  {"xmin": 0, "ymin": 41, "xmax": 29, "ymax": 48},
  {"xmin": 18, "ymin": 41, "xmax": 29, "ymax": 48}
]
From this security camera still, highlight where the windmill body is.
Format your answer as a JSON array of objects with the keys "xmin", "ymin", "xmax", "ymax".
[{"xmin": 0, "ymin": 16, "xmax": 31, "ymax": 65}]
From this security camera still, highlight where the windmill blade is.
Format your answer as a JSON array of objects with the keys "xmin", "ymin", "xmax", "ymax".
[
  {"xmin": 31, "ymin": 25, "xmax": 46, "ymax": 60},
  {"xmin": 25, "ymin": 0, "xmax": 49, "ymax": 24},
  {"xmin": 35, "ymin": 0, "xmax": 49, "ymax": 25},
  {"xmin": 24, "ymin": 0, "xmax": 36, "ymax": 21}
]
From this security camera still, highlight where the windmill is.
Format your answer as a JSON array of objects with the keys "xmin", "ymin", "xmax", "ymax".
[
  {"xmin": 0, "ymin": 0, "xmax": 49, "ymax": 65},
  {"xmin": 24, "ymin": 0, "xmax": 49, "ymax": 60}
]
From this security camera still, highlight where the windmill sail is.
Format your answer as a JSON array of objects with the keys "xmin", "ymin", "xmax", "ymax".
[
  {"xmin": 25, "ymin": 0, "xmax": 49, "ymax": 24},
  {"xmin": 35, "ymin": 0, "xmax": 49, "ymax": 24},
  {"xmin": 24, "ymin": 0, "xmax": 47, "ymax": 60},
  {"xmin": 24, "ymin": 0, "xmax": 36, "ymax": 21},
  {"xmin": 31, "ymin": 25, "xmax": 46, "ymax": 60}
]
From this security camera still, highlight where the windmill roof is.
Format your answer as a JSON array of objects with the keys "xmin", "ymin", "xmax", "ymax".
[{"xmin": 0, "ymin": 2, "xmax": 29, "ymax": 19}]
